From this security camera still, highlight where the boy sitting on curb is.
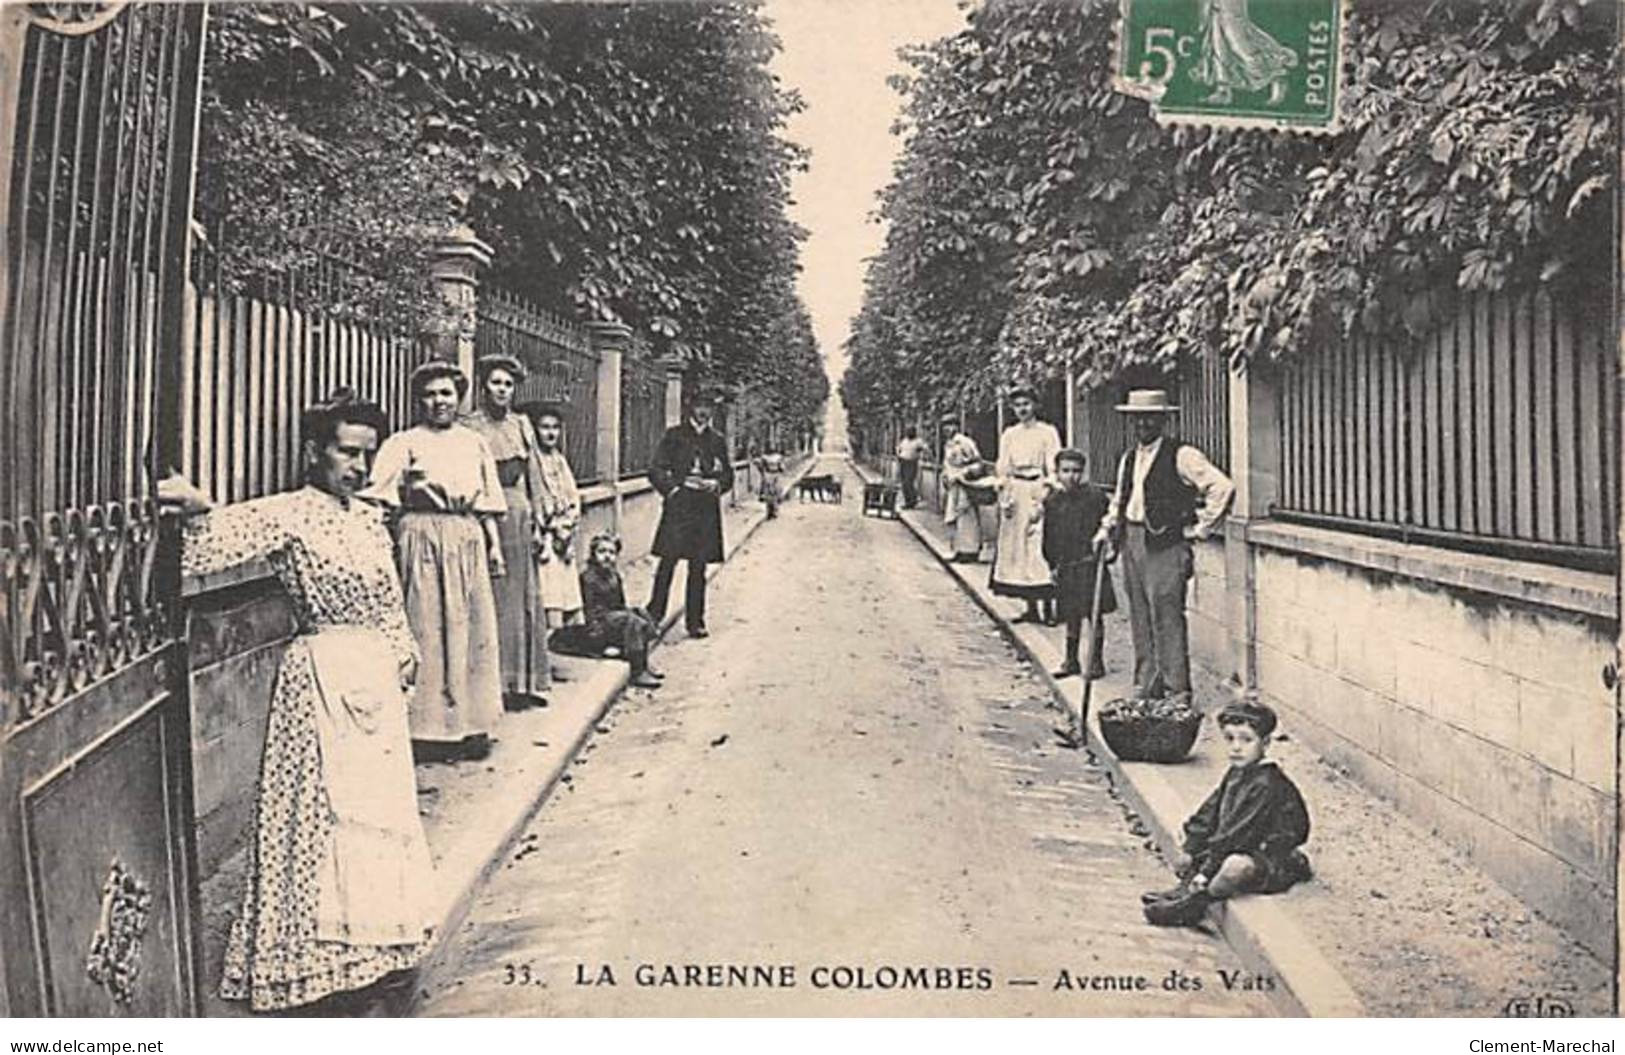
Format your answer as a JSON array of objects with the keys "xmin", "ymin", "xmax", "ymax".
[
  {"xmin": 1143, "ymin": 696, "xmax": 1312, "ymax": 927},
  {"xmin": 551, "ymin": 534, "xmax": 666, "ymax": 690}
]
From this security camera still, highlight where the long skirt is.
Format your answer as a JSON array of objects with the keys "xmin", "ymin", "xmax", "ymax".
[
  {"xmin": 219, "ymin": 628, "xmax": 433, "ymax": 1011},
  {"xmin": 945, "ymin": 487, "xmax": 983, "ymax": 558},
  {"xmin": 398, "ymin": 512, "xmax": 503, "ymax": 743},
  {"xmin": 990, "ymin": 478, "xmax": 1053, "ymax": 599},
  {"xmin": 490, "ymin": 487, "xmax": 550, "ymax": 699}
]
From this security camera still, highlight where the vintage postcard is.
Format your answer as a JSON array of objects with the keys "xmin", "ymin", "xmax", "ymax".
[{"xmin": 0, "ymin": 0, "xmax": 1618, "ymax": 1028}]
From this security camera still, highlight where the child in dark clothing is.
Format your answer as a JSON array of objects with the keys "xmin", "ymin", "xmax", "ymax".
[
  {"xmin": 575, "ymin": 533, "xmax": 665, "ymax": 689},
  {"xmin": 1143, "ymin": 697, "xmax": 1312, "ymax": 927},
  {"xmin": 1041, "ymin": 448, "xmax": 1117, "ymax": 679}
]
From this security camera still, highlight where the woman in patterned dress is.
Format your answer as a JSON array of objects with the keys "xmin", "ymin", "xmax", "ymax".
[
  {"xmin": 461, "ymin": 355, "xmax": 551, "ymax": 708},
  {"xmin": 990, "ymin": 386, "xmax": 1061, "ymax": 624},
  {"xmin": 159, "ymin": 393, "xmax": 435, "ymax": 1012},
  {"xmin": 363, "ymin": 361, "xmax": 507, "ymax": 761},
  {"xmin": 940, "ymin": 423, "xmax": 993, "ymax": 562},
  {"xmin": 529, "ymin": 404, "xmax": 585, "ymax": 627}
]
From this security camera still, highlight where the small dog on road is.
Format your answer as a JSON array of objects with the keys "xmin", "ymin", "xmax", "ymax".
[{"xmin": 796, "ymin": 474, "xmax": 842, "ymax": 502}]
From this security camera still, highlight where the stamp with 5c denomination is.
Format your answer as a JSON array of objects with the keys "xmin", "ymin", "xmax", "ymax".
[{"xmin": 1114, "ymin": 0, "xmax": 1345, "ymax": 133}]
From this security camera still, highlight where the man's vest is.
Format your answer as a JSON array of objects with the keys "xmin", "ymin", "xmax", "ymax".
[{"xmin": 1116, "ymin": 438, "xmax": 1198, "ymax": 550}]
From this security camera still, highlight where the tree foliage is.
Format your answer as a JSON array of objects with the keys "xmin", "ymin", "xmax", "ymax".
[
  {"xmin": 198, "ymin": 2, "xmax": 825, "ymax": 430},
  {"xmin": 842, "ymin": 0, "xmax": 1616, "ymax": 433}
]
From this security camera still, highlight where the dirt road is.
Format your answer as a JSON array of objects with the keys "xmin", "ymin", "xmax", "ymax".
[{"xmin": 413, "ymin": 460, "xmax": 1272, "ymax": 1017}]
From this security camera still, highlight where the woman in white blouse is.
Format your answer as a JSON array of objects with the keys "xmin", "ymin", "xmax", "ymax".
[
  {"xmin": 990, "ymin": 386, "xmax": 1060, "ymax": 625},
  {"xmin": 364, "ymin": 360, "xmax": 507, "ymax": 761}
]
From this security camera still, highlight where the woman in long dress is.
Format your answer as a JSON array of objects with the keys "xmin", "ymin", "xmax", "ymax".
[
  {"xmin": 161, "ymin": 393, "xmax": 435, "ymax": 1012},
  {"xmin": 461, "ymin": 355, "xmax": 551, "ymax": 708},
  {"xmin": 364, "ymin": 361, "xmax": 507, "ymax": 761},
  {"xmin": 529, "ymin": 404, "xmax": 585, "ymax": 627},
  {"xmin": 940, "ymin": 424, "xmax": 992, "ymax": 562},
  {"xmin": 990, "ymin": 386, "xmax": 1061, "ymax": 624}
]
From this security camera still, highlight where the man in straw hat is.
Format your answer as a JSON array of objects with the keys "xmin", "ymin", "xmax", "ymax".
[{"xmin": 1093, "ymin": 388, "xmax": 1235, "ymax": 703}]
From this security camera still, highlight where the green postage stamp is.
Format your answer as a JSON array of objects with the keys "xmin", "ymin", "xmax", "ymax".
[{"xmin": 1114, "ymin": 0, "xmax": 1344, "ymax": 133}]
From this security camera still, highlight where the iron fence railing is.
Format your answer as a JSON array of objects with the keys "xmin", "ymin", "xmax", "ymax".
[
  {"xmin": 619, "ymin": 340, "xmax": 665, "ymax": 479},
  {"xmin": 476, "ymin": 287, "xmax": 600, "ymax": 484},
  {"xmin": 1277, "ymin": 288, "xmax": 1617, "ymax": 571}
]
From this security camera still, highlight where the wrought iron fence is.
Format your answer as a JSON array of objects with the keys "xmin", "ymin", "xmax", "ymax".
[
  {"xmin": 619, "ymin": 339, "xmax": 665, "ymax": 478},
  {"xmin": 1084, "ymin": 355, "xmax": 1231, "ymax": 492},
  {"xmin": 183, "ymin": 226, "xmax": 433, "ymax": 505},
  {"xmin": 1277, "ymin": 288, "xmax": 1618, "ymax": 571},
  {"xmin": 476, "ymin": 286, "xmax": 600, "ymax": 484},
  {"xmin": 2, "ymin": 2, "xmax": 207, "ymax": 720}
]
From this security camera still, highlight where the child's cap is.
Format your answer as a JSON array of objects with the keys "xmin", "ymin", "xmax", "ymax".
[
  {"xmin": 1055, "ymin": 448, "xmax": 1087, "ymax": 469},
  {"xmin": 589, "ymin": 531, "xmax": 623, "ymax": 554},
  {"xmin": 1217, "ymin": 697, "xmax": 1278, "ymax": 737}
]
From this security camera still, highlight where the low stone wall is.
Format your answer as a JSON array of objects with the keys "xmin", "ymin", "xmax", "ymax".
[{"xmin": 1185, "ymin": 519, "xmax": 1618, "ymax": 956}]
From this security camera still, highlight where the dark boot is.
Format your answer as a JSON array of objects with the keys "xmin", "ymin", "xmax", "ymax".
[
  {"xmin": 1139, "ymin": 880, "xmax": 1191, "ymax": 905},
  {"xmin": 1054, "ymin": 635, "xmax": 1082, "ymax": 678},
  {"xmin": 1143, "ymin": 887, "xmax": 1211, "ymax": 927}
]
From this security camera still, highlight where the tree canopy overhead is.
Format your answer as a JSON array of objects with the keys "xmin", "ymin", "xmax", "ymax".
[
  {"xmin": 199, "ymin": 1, "xmax": 826, "ymax": 436},
  {"xmin": 841, "ymin": 0, "xmax": 1616, "ymax": 431}
]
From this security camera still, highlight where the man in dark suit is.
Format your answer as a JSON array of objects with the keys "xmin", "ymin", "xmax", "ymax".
[{"xmin": 646, "ymin": 392, "xmax": 734, "ymax": 637}]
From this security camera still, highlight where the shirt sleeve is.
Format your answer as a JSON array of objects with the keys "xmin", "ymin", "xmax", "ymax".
[
  {"xmin": 471, "ymin": 435, "xmax": 509, "ymax": 516},
  {"xmin": 360, "ymin": 434, "xmax": 407, "ymax": 508},
  {"xmin": 1181, "ymin": 781, "xmax": 1225, "ymax": 861},
  {"xmin": 1193, "ymin": 773, "xmax": 1278, "ymax": 878},
  {"xmin": 180, "ymin": 494, "xmax": 292, "ymax": 579},
  {"xmin": 1177, "ymin": 445, "xmax": 1235, "ymax": 540},
  {"xmin": 1100, "ymin": 454, "xmax": 1124, "ymax": 534}
]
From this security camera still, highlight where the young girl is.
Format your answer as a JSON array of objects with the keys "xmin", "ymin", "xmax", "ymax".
[{"xmin": 572, "ymin": 533, "xmax": 665, "ymax": 689}]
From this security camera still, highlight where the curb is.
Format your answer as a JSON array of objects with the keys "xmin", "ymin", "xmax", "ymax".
[
  {"xmin": 399, "ymin": 453, "xmax": 820, "ymax": 1013},
  {"xmin": 849, "ymin": 459, "xmax": 1365, "ymax": 1019}
]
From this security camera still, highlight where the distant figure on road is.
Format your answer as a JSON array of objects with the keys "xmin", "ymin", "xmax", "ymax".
[
  {"xmin": 1142, "ymin": 697, "xmax": 1312, "ymax": 927},
  {"xmin": 647, "ymin": 390, "xmax": 734, "ymax": 638},
  {"xmin": 895, "ymin": 426, "xmax": 926, "ymax": 509},
  {"xmin": 990, "ymin": 386, "xmax": 1060, "ymax": 626},
  {"xmin": 940, "ymin": 423, "xmax": 993, "ymax": 562},
  {"xmin": 1095, "ymin": 388, "xmax": 1234, "ymax": 704}
]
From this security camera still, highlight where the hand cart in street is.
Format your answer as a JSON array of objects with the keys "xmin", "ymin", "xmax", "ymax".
[{"xmin": 862, "ymin": 481, "xmax": 900, "ymax": 518}]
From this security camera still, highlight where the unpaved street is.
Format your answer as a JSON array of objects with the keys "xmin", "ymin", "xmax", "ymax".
[{"xmin": 414, "ymin": 461, "xmax": 1272, "ymax": 1017}]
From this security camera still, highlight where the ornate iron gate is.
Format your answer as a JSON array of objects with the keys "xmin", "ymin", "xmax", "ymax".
[{"xmin": 0, "ymin": 1, "xmax": 207, "ymax": 1016}]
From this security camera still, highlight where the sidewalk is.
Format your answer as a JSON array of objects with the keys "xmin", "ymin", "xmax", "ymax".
[
  {"xmin": 853, "ymin": 461, "xmax": 1612, "ymax": 1018},
  {"xmin": 199, "ymin": 455, "xmax": 818, "ymax": 1017}
]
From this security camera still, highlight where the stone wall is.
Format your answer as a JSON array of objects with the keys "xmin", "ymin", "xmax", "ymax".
[{"xmin": 1181, "ymin": 516, "xmax": 1618, "ymax": 956}]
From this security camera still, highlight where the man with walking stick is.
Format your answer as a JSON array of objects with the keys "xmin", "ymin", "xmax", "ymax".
[{"xmin": 1092, "ymin": 389, "xmax": 1234, "ymax": 705}]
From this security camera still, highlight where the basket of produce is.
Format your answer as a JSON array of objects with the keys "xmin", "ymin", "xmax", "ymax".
[{"xmin": 1097, "ymin": 695, "xmax": 1203, "ymax": 763}]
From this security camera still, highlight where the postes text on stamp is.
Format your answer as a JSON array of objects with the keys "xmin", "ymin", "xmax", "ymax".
[{"xmin": 1114, "ymin": 0, "xmax": 1343, "ymax": 133}]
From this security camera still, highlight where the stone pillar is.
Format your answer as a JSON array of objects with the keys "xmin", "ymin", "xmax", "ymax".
[
  {"xmin": 661, "ymin": 355, "xmax": 685, "ymax": 428},
  {"xmin": 1225, "ymin": 362, "xmax": 1282, "ymax": 688},
  {"xmin": 427, "ymin": 225, "xmax": 493, "ymax": 408},
  {"xmin": 589, "ymin": 321, "xmax": 631, "ymax": 535}
]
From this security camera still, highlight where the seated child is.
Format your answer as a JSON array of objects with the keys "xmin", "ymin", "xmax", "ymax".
[
  {"xmin": 1040, "ymin": 448, "xmax": 1117, "ymax": 679},
  {"xmin": 550, "ymin": 533, "xmax": 665, "ymax": 689},
  {"xmin": 1142, "ymin": 697, "xmax": 1312, "ymax": 927}
]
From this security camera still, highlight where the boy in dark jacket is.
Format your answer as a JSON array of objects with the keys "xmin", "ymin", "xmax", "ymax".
[
  {"xmin": 1041, "ymin": 449, "xmax": 1117, "ymax": 679},
  {"xmin": 1143, "ymin": 697, "xmax": 1312, "ymax": 926}
]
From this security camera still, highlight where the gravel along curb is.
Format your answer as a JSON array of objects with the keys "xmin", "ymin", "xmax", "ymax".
[
  {"xmin": 850, "ymin": 459, "xmax": 1365, "ymax": 1019},
  {"xmin": 401, "ymin": 455, "xmax": 819, "ymax": 1014}
]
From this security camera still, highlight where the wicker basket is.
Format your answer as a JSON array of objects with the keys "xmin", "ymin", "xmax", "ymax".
[{"xmin": 1098, "ymin": 709, "xmax": 1204, "ymax": 763}]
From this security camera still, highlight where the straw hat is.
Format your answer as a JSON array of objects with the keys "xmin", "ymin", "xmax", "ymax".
[{"xmin": 1115, "ymin": 388, "xmax": 1180, "ymax": 414}]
